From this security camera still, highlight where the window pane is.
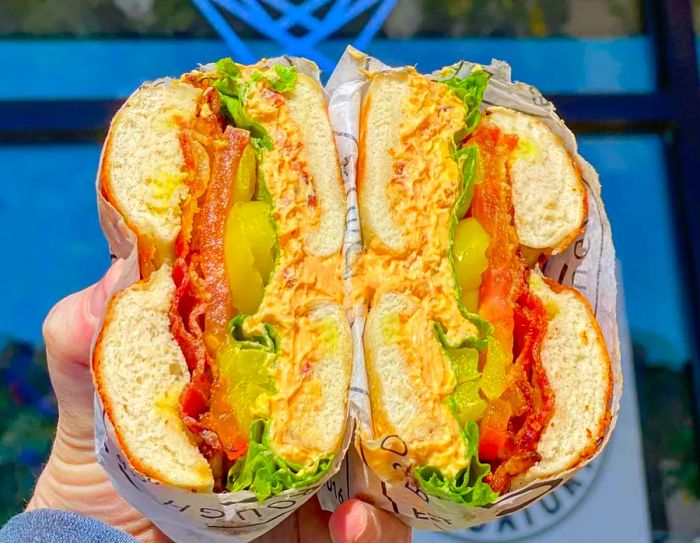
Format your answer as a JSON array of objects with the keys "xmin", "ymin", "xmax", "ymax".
[
  {"xmin": 579, "ymin": 135, "xmax": 693, "ymax": 368},
  {"xmin": 0, "ymin": 144, "xmax": 107, "ymax": 343}
]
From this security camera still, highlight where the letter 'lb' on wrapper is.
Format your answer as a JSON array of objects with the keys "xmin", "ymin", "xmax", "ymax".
[
  {"xmin": 91, "ymin": 57, "xmax": 354, "ymax": 543},
  {"xmin": 317, "ymin": 47, "xmax": 622, "ymax": 531}
]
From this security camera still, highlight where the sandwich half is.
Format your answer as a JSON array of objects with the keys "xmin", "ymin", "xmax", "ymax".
[
  {"xmin": 93, "ymin": 58, "xmax": 352, "ymax": 497},
  {"xmin": 354, "ymin": 66, "xmax": 612, "ymax": 504}
]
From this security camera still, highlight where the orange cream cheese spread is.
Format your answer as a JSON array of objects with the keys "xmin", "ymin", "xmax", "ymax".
[
  {"xmin": 354, "ymin": 69, "xmax": 480, "ymax": 479},
  {"xmin": 235, "ymin": 67, "xmax": 347, "ymax": 467}
]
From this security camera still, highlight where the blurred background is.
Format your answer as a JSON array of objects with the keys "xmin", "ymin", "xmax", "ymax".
[{"xmin": 1, "ymin": 0, "xmax": 699, "ymax": 541}]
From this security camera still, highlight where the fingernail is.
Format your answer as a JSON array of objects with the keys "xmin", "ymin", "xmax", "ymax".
[
  {"xmin": 88, "ymin": 260, "xmax": 124, "ymax": 319},
  {"xmin": 348, "ymin": 503, "xmax": 372, "ymax": 543},
  {"xmin": 330, "ymin": 500, "xmax": 370, "ymax": 543},
  {"xmin": 351, "ymin": 503, "xmax": 378, "ymax": 543}
]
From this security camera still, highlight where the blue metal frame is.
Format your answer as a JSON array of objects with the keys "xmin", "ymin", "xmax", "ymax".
[
  {"xmin": 189, "ymin": 0, "xmax": 398, "ymax": 70},
  {"xmin": 645, "ymin": 0, "xmax": 700, "ymax": 495}
]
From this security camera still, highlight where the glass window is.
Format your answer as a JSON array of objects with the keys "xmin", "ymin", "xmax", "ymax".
[
  {"xmin": 0, "ymin": 144, "xmax": 107, "ymax": 343},
  {"xmin": 578, "ymin": 134, "xmax": 693, "ymax": 368}
]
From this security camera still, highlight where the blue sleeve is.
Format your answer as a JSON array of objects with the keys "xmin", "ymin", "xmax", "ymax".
[{"xmin": 0, "ymin": 509, "xmax": 139, "ymax": 543}]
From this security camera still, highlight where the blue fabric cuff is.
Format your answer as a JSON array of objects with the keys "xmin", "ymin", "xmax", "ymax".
[{"xmin": 0, "ymin": 509, "xmax": 138, "ymax": 543}]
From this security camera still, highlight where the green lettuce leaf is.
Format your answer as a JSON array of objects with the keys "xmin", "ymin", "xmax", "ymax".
[
  {"xmin": 255, "ymin": 168, "xmax": 274, "ymax": 206},
  {"xmin": 414, "ymin": 421, "xmax": 497, "ymax": 506},
  {"xmin": 213, "ymin": 58, "xmax": 272, "ymax": 152},
  {"xmin": 452, "ymin": 144, "xmax": 479, "ymax": 219},
  {"xmin": 442, "ymin": 68, "xmax": 491, "ymax": 141},
  {"xmin": 212, "ymin": 58, "xmax": 297, "ymax": 153},
  {"xmin": 227, "ymin": 419, "xmax": 333, "ymax": 501},
  {"xmin": 434, "ymin": 321, "xmax": 489, "ymax": 353},
  {"xmin": 271, "ymin": 65, "xmax": 298, "ymax": 92},
  {"xmin": 229, "ymin": 314, "xmax": 280, "ymax": 354},
  {"xmin": 225, "ymin": 320, "xmax": 331, "ymax": 501},
  {"xmin": 252, "ymin": 64, "xmax": 298, "ymax": 93}
]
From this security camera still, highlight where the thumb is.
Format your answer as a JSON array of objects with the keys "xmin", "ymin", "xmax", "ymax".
[
  {"xmin": 329, "ymin": 500, "xmax": 411, "ymax": 543},
  {"xmin": 42, "ymin": 259, "xmax": 126, "ymax": 428}
]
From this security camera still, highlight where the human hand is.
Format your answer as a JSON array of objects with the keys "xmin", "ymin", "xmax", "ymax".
[{"xmin": 28, "ymin": 261, "xmax": 411, "ymax": 543}]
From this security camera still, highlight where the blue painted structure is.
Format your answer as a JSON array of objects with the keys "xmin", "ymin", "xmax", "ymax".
[
  {"xmin": 190, "ymin": 0, "xmax": 399, "ymax": 70},
  {"xmin": 0, "ymin": 37, "xmax": 655, "ymax": 99},
  {"xmin": 0, "ymin": 145, "xmax": 108, "ymax": 341}
]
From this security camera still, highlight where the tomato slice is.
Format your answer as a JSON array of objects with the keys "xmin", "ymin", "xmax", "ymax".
[
  {"xmin": 478, "ymin": 398, "xmax": 512, "ymax": 461},
  {"xmin": 479, "ymin": 427, "xmax": 509, "ymax": 462},
  {"xmin": 195, "ymin": 126, "xmax": 251, "ymax": 339},
  {"xmin": 469, "ymin": 125, "xmax": 521, "ymax": 354}
]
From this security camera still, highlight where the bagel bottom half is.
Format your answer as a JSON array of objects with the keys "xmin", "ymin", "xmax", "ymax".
[{"xmin": 93, "ymin": 265, "xmax": 214, "ymax": 492}]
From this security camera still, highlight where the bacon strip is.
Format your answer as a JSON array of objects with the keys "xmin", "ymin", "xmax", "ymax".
[
  {"xmin": 466, "ymin": 125, "xmax": 555, "ymax": 492},
  {"xmin": 169, "ymin": 104, "xmax": 250, "ymax": 468},
  {"xmin": 488, "ymin": 290, "xmax": 553, "ymax": 493},
  {"xmin": 193, "ymin": 126, "xmax": 249, "ymax": 338}
]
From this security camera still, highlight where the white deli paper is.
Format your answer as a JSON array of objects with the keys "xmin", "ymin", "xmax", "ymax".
[
  {"xmin": 91, "ymin": 57, "xmax": 354, "ymax": 543},
  {"xmin": 317, "ymin": 47, "xmax": 622, "ymax": 532}
]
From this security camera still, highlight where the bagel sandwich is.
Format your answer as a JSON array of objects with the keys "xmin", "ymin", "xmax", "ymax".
[
  {"xmin": 93, "ymin": 58, "xmax": 352, "ymax": 498},
  {"xmin": 353, "ymin": 66, "xmax": 613, "ymax": 505}
]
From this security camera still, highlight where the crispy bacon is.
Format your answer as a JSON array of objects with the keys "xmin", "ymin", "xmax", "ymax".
[
  {"xmin": 511, "ymin": 291, "xmax": 554, "ymax": 452},
  {"xmin": 169, "ymin": 102, "xmax": 250, "ymax": 467},
  {"xmin": 466, "ymin": 125, "xmax": 554, "ymax": 492},
  {"xmin": 487, "ymin": 290, "xmax": 553, "ymax": 493}
]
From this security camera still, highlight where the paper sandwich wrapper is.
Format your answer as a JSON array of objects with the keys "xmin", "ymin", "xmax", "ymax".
[
  {"xmin": 91, "ymin": 57, "xmax": 355, "ymax": 543},
  {"xmin": 90, "ymin": 47, "xmax": 622, "ymax": 540},
  {"xmin": 317, "ymin": 46, "xmax": 623, "ymax": 532}
]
